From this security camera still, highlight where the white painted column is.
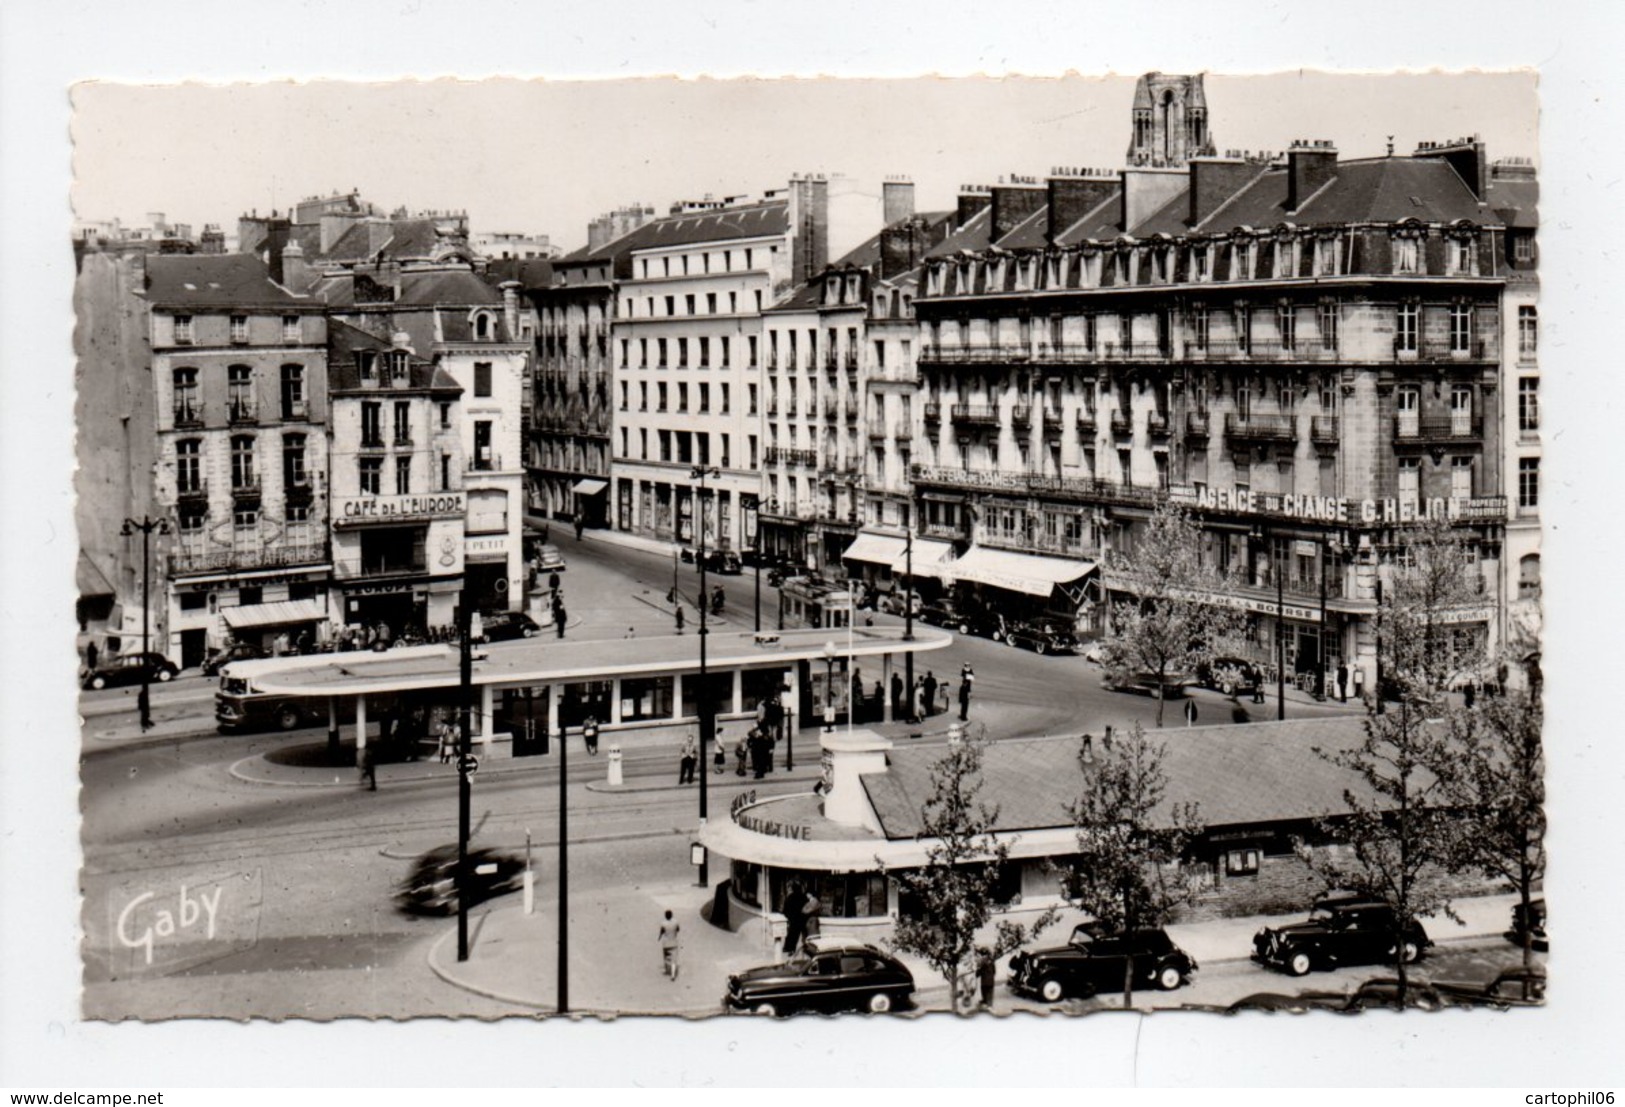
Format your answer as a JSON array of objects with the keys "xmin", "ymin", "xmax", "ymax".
[
  {"xmin": 354, "ymin": 694, "xmax": 368, "ymax": 753},
  {"xmin": 609, "ymin": 678, "xmax": 623, "ymax": 725},
  {"xmin": 731, "ymin": 669, "xmax": 743, "ymax": 715},
  {"xmin": 480, "ymin": 684, "xmax": 494, "ymax": 754},
  {"xmin": 547, "ymin": 684, "xmax": 561, "ymax": 736},
  {"xmin": 672, "ymin": 673, "xmax": 685, "ymax": 720},
  {"xmin": 880, "ymin": 652, "xmax": 894, "ymax": 723}
]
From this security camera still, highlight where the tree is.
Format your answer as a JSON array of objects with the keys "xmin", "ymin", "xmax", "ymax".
[
  {"xmin": 1433, "ymin": 687, "xmax": 1545, "ymax": 975},
  {"xmin": 1100, "ymin": 502, "xmax": 1246, "ymax": 726},
  {"xmin": 884, "ymin": 725, "xmax": 1054, "ymax": 1014},
  {"xmin": 1300, "ymin": 514, "xmax": 1488, "ymax": 1004},
  {"xmin": 1058, "ymin": 722, "xmax": 1205, "ymax": 1008}
]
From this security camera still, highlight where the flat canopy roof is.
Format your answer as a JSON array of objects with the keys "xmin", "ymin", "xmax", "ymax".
[{"xmin": 247, "ymin": 626, "xmax": 953, "ymax": 698}]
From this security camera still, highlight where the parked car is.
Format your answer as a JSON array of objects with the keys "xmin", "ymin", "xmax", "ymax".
[
  {"xmin": 200, "ymin": 642, "xmax": 268, "ymax": 677},
  {"xmin": 917, "ymin": 599, "xmax": 964, "ymax": 630},
  {"xmin": 1005, "ymin": 619, "xmax": 1079, "ymax": 655},
  {"xmin": 1008, "ymin": 924, "xmax": 1197, "ymax": 1002},
  {"xmin": 1505, "ymin": 897, "xmax": 1549, "ymax": 953},
  {"xmin": 879, "ymin": 589, "xmax": 922, "ymax": 617},
  {"xmin": 1101, "ymin": 669, "xmax": 1195, "ymax": 699},
  {"xmin": 1195, "ymin": 656, "xmax": 1263, "ymax": 697},
  {"xmin": 478, "ymin": 611, "xmax": 543, "ymax": 642},
  {"xmin": 1252, "ymin": 896, "xmax": 1432, "ymax": 977},
  {"xmin": 395, "ymin": 844, "xmax": 528, "ymax": 916},
  {"xmin": 537, "ymin": 544, "xmax": 566, "ymax": 572},
  {"xmin": 724, "ymin": 940, "xmax": 915, "ymax": 1016},
  {"xmin": 1227, "ymin": 977, "xmax": 1447, "ymax": 1014},
  {"xmin": 697, "ymin": 549, "xmax": 742, "ymax": 574},
  {"xmin": 1434, "ymin": 966, "xmax": 1546, "ymax": 1008},
  {"xmin": 83, "ymin": 651, "xmax": 180, "ymax": 691}
]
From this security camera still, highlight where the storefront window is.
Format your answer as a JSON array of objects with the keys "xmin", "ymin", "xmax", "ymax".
[
  {"xmin": 742, "ymin": 668, "xmax": 787, "ymax": 715},
  {"xmin": 619, "ymin": 676, "xmax": 674, "ymax": 723},
  {"xmin": 769, "ymin": 870, "xmax": 889, "ymax": 919},
  {"xmin": 680, "ymin": 672, "xmax": 732, "ymax": 720},
  {"xmin": 730, "ymin": 859, "xmax": 762, "ymax": 908}
]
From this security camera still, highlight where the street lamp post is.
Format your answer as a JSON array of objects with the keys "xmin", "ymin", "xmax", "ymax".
[
  {"xmin": 691, "ymin": 466, "xmax": 719, "ymax": 889},
  {"xmin": 121, "ymin": 516, "xmax": 170, "ymax": 731},
  {"xmin": 903, "ymin": 525, "xmax": 915, "ymax": 723},
  {"xmin": 456, "ymin": 578, "xmax": 474, "ymax": 963},
  {"xmin": 1275, "ymin": 535, "xmax": 1286, "ymax": 721},
  {"xmin": 822, "ymin": 641, "xmax": 837, "ymax": 732}
]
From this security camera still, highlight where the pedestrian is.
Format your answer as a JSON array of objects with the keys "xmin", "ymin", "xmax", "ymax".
[
  {"xmin": 958, "ymin": 678, "xmax": 972, "ymax": 722},
  {"xmin": 748, "ymin": 727, "xmax": 767, "ymax": 779},
  {"xmin": 554, "ymin": 601, "xmax": 568, "ymax": 639},
  {"xmin": 1463, "ymin": 680, "xmax": 1477, "ymax": 709},
  {"xmin": 1352, "ymin": 666, "xmax": 1365, "ymax": 705},
  {"xmin": 1231, "ymin": 701, "xmax": 1251, "ymax": 725},
  {"xmin": 912, "ymin": 677, "xmax": 926, "ymax": 723},
  {"xmin": 922, "ymin": 671, "xmax": 938, "ymax": 718},
  {"xmin": 851, "ymin": 670, "xmax": 864, "ymax": 719},
  {"xmin": 801, "ymin": 888, "xmax": 822, "ymax": 941},
  {"xmin": 85, "ymin": 639, "xmax": 99, "ymax": 673},
  {"xmin": 358, "ymin": 743, "xmax": 377, "ymax": 791},
  {"xmin": 583, "ymin": 714, "xmax": 600, "ymax": 755},
  {"xmin": 1337, "ymin": 663, "xmax": 1349, "ymax": 703},
  {"xmin": 675, "ymin": 605, "xmax": 686, "ymax": 634},
  {"xmin": 658, "ymin": 909, "xmax": 681, "ymax": 980},
  {"xmin": 781, "ymin": 881, "xmax": 806, "ymax": 954},
  {"xmin": 1252, "ymin": 673, "xmax": 1266, "ymax": 704},
  {"xmin": 1184, "ymin": 697, "xmax": 1198, "ymax": 727},
  {"xmin": 575, "ymin": 516, "xmax": 585, "ymax": 541},
  {"xmin": 712, "ymin": 584, "xmax": 724, "ymax": 615},
  {"xmin": 296, "ymin": 629, "xmax": 311, "ymax": 655},
  {"xmin": 548, "ymin": 570, "xmax": 561, "ymax": 595},
  {"xmin": 890, "ymin": 671, "xmax": 904, "ymax": 718},
  {"xmin": 976, "ymin": 947, "xmax": 997, "ymax": 1010},
  {"xmin": 438, "ymin": 719, "xmax": 456, "ymax": 764},
  {"xmin": 679, "ymin": 733, "xmax": 697, "ymax": 785},
  {"xmin": 734, "ymin": 733, "xmax": 748, "ymax": 777}
]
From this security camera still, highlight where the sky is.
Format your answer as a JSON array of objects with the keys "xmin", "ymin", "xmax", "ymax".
[{"xmin": 71, "ymin": 70, "xmax": 1539, "ymax": 253}]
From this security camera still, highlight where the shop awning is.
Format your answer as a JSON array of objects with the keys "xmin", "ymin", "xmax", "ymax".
[
  {"xmin": 840, "ymin": 530, "xmax": 909, "ymax": 567},
  {"xmin": 221, "ymin": 597, "xmax": 328, "ymax": 630},
  {"xmin": 572, "ymin": 478, "xmax": 608, "ymax": 496},
  {"xmin": 892, "ymin": 537, "xmax": 955, "ymax": 576},
  {"xmin": 938, "ymin": 547, "xmax": 1095, "ymax": 598}
]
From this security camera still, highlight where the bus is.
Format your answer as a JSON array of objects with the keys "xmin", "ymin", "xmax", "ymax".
[{"xmin": 215, "ymin": 645, "xmax": 461, "ymax": 732}]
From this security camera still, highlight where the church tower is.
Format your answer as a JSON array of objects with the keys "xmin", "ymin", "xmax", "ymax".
[{"xmin": 1127, "ymin": 72, "xmax": 1216, "ymax": 168}]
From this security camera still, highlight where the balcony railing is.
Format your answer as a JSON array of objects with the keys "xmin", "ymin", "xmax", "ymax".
[
  {"xmin": 227, "ymin": 398, "xmax": 258, "ymax": 425},
  {"xmin": 230, "ymin": 478, "xmax": 262, "ymax": 500},
  {"xmin": 1076, "ymin": 410, "xmax": 1097, "ymax": 434},
  {"xmin": 923, "ymin": 402, "xmax": 942, "ymax": 423},
  {"xmin": 281, "ymin": 399, "xmax": 310, "ymax": 422},
  {"xmin": 974, "ymin": 524, "xmax": 1092, "ymax": 559},
  {"xmin": 1147, "ymin": 410, "xmax": 1171, "ymax": 436},
  {"xmin": 765, "ymin": 447, "xmax": 817, "ymax": 467},
  {"xmin": 173, "ymin": 402, "xmax": 203, "ymax": 429},
  {"xmin": 766, "ymin": 399, "xmax": 779, "ymax": 416},
  {"xmin": 333, "ymin": 557, "xmax": 430, "ymax": 581},
  {"xmin": 1394, "ymin": 415, "xmax": 1484, "ymax": 442},
  {"xmin": 1395, "ymin": 340, "xmax": 1492, "ymax": 362},
  {"xmin": 176, "ymin": 481, "xmax": 207, "ymax": 501},
  {"xmin": 1189, "ymin": 339, "xmax": 1342, "ymax": 362},
  {"xmin": 918, "ymin": 342, "xmax": 1033, "ymax": 366},
  {"xmin": 359, "ymin": 434, "xmax": 386, "ymax": 450},
  {"xmin": 172, "ymin": 542, "xmax": 330, "ymax": 576},
  {"xmin": 822, "ymin": 397, "xmax": 838, "ymax": 419},
  {"xmin": 1224, "ymin": 413, "xmax": 1298, "ymax": 442},
  {"xmin": 1109, "ymin": 411, "xmax": 1131, "ymax": 436},
  {"xmin": 1011, "ymin": 404, "xmax": 1033, "ymax": 426},
  {"xmin": 867, "ymin": 421, "xmax": 888, "ymax": 441},
  {"xmin": 1185, "ymin": 411, "xmax": 1211, "ymax": 438},
  {"xmin": 922, "ymin": 520, "xmax": 965, "ymax": 539},
  {"xmin": 909, "ymin": 464, "xmax": 1161, "ymax": 507},
  {"xmin": 950, "ymin": 404, "xmax": 1000, "ymax": 427},
  {"xmin": 393, "ymin": 430, "xmax": 413, "ymax": 446},
  {"xmin": 1042, "ymin": 408, "xmax": 1064, "ymax": 430},
  {"xmin": 1311, "ymin": 416, "xmax": 1340, "ymax": 443},
  {"xmin": 844, "ymin": 353, "xmax": 859, "ymax": 375}
]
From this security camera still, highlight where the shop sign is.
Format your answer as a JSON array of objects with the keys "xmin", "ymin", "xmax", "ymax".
[
  {"xmin": 736, "ymin": 811, "xmax": 813, "ymax": 841},
  {"xmin": 343, "ymin": 580, "xmax": 416, "ymax": 597},
  {"xmin": 1177, "ymin": 486, "xmax": 1505, "ymax": 526},
  {"xmin": 1167, "ymin": 586, "xmax": 1322, "ymax": 623},
  {"xmin": 335, "ymin": 492, "xmax": 466, "ymax": 524},
  {"xmin": 730, "ymin": 790, "xmax": 758, "ymax": 816},
  {"xmin": 464, "ymin": 536, "xmax": 509, "ymax": 556}
]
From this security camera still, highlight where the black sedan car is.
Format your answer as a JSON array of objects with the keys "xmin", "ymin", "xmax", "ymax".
[
  {"xmin": 395, "ymin": 845, "xmax": 528, "ymax": 915},
  {"xmin": 201, "ymin": 642, "xmax": 268, "ymax": 677},
  {"xmin": 1008, "ymin": 924, "xmax": 1197, "ymax": 1002},
  {"xmin": 477, "ymin": 611, "xmax": 543, "ymax": 642},
  {"xmin": 1195, "ymin": 656, "xmax": 1264, "ymax": 697},
  {"xmin": 83, "ymin": 651, "xmax": 180, "ymax": 690},
  {"xmin": 1005, "ymin": 619, "xmax": 1079, "ymax": 655},
  {"xmin": 724, "ymin": 941, "xmax": 915, "ymax": 1016},
  {"xmin": 1252, "ymin": 896, "xmax": 1432, "ymax": 976}
]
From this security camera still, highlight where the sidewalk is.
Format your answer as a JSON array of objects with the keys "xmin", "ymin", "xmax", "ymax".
[{"xmin": 427, "ymin": 872, "xmax": 1523, "ymax": 1017}]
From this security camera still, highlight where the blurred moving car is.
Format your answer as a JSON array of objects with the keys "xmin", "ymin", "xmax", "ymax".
[
  {"xmin": 395, "ymin": 845, "xmax": 528, "ymax": 915},
  {"xmin": 1227, "ymin": 976, "xmax": 1447, "ymax": 1014},
  {"xmin": 1434, "ymin": 967, "xmax": 1546, "ymax": 1008},
  {"xmin": 83, "ymin": 651, "xmax": 180, "ymax": 691},
  {"xmin": 724, "ymin": 940, "xmax": 915, "ymax": 1016},
  {"xmin": 1008, "ymin": 924, "xmax": 1197, "ymax": 1002},
  {"xmin": 537, "ymin": 544, "xmax": 566, "ymax": 572},
  {"xmin": 1505, "ymin": 897, "xmax": 1548, "ymax": 953},
  {"xmin": 1195, "ymin": 656, "xmax": 1263, "ymax": 697},
  {"xmin": 698, "ymin": 549, "xmax": 743, "ymax": 574},
  {"xmin": 477, "ymin": 611, "xmax": 543, "ymax": 642},
  {"xmin": 1005, "ymin": 619, "xmax": 1079, "ymax": 655},
  {"xmin": 1252, "ymin": 896, "xmax": 1432, "ymax": 977},
  {"xmin": 879, "ymin": 589, "xmax": 922, "ymax": 617},
  {"xmin": 201, "ymin": 642, "xmax": 268, "ymax": 677},
  {"xmin": 1101, "ymin": 670, "xmax": 1195, "ymax": 699}
]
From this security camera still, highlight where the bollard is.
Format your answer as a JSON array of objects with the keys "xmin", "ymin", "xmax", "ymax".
[
  {"xmin": 523, "ymin": 869, "xmax": 535, "ymax": 916},
  {"xmin": 607, "ymin": 743, "xmax": 623, "ymax": 787}
]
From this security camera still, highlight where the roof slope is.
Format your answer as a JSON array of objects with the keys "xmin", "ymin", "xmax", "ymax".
[{"xmin": 144, "ymin": 254, "xmax": 306, "ymax": 308}]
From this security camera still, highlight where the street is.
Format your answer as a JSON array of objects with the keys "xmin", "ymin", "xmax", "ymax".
[{"xmin": 81, "ymin": 529, "xmax": 1385, "ymax": 1020}]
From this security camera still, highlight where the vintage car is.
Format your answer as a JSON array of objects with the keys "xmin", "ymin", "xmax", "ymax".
[
  {"xmin": 724, "ymin": 940, "xmax": 915, "ymax": 1017},
  {"xmin": 1101, "ymin": 669, "xmax": 1196, "ymax": 699},
  {"xmin": 395, "ymin": 845, "xmax": 528, "ymax": 916},
  {"xmin": 1227, "ymin": 976, "xmax": 1448, "ymax": 1014},
  {"xmin": 1434, "ymin": 967, "xmax": 1546, "ymax": 1008},
  {"xmin": 1252, "ymin": 896, "xmax": 1432, "ymax": 976},
  {"xmin": 200, "ymin": 641, "xmax": 268, "ymax": 677},
  {"xmin": 1008, "ymin": 924, "xmax": 1197, "ymax": 1002},
  {"xmin": 83, "ymin": 651, "xmax": 180, "ymax": 691},
  {"xmin": 537, "ymin": 544, "xmax": 567, "ymax": 572},
  {"xmin": 1195, "ymin": 656, "xmax": 1264, "ymax": 697},
  {"xmin": 477, "ymin": 611, "xmax": 544, "ymax": 642},
  {"xmin": 1004, "ymin": 619, "xmax": 1079, "ymax": 655},
  {"xmin": 878, "ymin": 589, "xmax": 923, "ymax": 617}
]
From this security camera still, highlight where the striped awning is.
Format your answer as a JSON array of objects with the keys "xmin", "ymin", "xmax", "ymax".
[
  {"xmin": 937, "ymin": 547, "xmax": 1096, "ymax": 598},
  {"xmin": 840, "ymin": 530, "xmax": 909, "ymax": 567},
  {"xmin": 221, "ymin": 597, "xmax": 328, "ymax": 630},
  {"xmin": 573, "ymin": 478, "xmax": 609, "ymax": 496}
]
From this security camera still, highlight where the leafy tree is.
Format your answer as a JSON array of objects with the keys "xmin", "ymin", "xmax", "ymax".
[
  {"xmin": 1433, "ymin": 686, "xmax": 1545, "ymax": 974},
  {"xmin": 1100, "ymin": 502, "xmax": 1246, "ymax": 726},
  {"xmin": 1058, "ymin": 722, "xmax": 1205, "ymax": 1008},
  {"xmin": 884, "ymin": 725, "xmax": 1055, "ymax": 1014},
  {"xmin": 1300, "ymin": 514, "xmax": 1489, "ymax": 1004}
]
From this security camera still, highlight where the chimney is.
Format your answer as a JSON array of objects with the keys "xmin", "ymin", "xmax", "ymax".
[
  {"xmin": 280, "ymin": 241, "xmax": 311, "ymax": 291},
  {"xmin": 990, "ymin": 180, "xmax": 1046, "ymax": 240},
  {"xmin": 1287, "ymin": 140, "xmax": 1339, "ymax": 212},
  {"xmin": 788, "ymin": 174, "xmax": 830, "ymax": 285},
  {"xmin": 501, "ymin": 281, "xmax": 521, "ymax": 339},
  {"xmin": 1188, "ymin": 156, "xmax": 1266, "ymax": 227},
  {"xmin": 1413, "ymin": 135, "xmax": 1488, "ymax": 201},
  {"xmin": 882, "ymin": 177, "xmax": 915, "ymax": 225},
  {"xmin": 1046, "ymin": 168, "xmax": 1118, "ymax": 243},
  {"xmin": 1118, "ymin": 167, "xmax": 1186, "ymax": 234},
  {"xmin": 260, "ymin": 217, "xmax": 291, "ymax": 284},
  {"xmin": 879, "ymin": 215, "xmax": 953, "ymax": 281},
  {"xmin": 955, "ymin": 185, "xmax": 992, "ymax": 229}
]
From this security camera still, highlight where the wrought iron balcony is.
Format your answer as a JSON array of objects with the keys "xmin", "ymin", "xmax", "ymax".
[
  {"xmin": 230, "ymin": 477, "xmax": 262, "ymax": 501},
  {"xmin": 1395, "ymin": 339, "xmax": 1492, "ymax": 362},
  {"xmin": 173, "ymin": 402, "xmax": 203, "ymax": 429},
  {"xmin": 172, "ymin": 541, "xmax": 330, "ymax": 576},
  {"xmin": 1311, "ymin": 416, "xmax": 1340, "ymax": 443},
  {"xmin": 1394, "ymin": 415, "xmax": 1484, "ymax": 442},
  {"xmin": 1147, "ymin": 410, "xmax": 1171, "ymax": 436},
  {"xmin": 1011, "ymin": 404, "xmax": 1033, "ymax": 426},
  {"xmin": 1185, "ymin": 411, "xmax": 1211, "ymax": 438},
  {"xmin": 1224, "ymin": 413, "xmax": 1298, "ymax": 443},
  {"xmin": 1109, "ymin": 411, "xmax": 1131, "ymax": 436},
  {"xmin": 227, "ymin": 398, "xmax": 259, "ymax": 425},
  {"xmin": 923, "ymin": 402, "xmax": 942, "ymax": 423},
  {"xmin": 951, "ymin": 404, "xmax": 1000, "ymax": 427},
  {"xmin": 918, "ymin": 342, "xmax": 1033, "ymax": 366},
  {"xmin": 1076, "ymin": 409, "xmax": 1097, "ymax": 434},
  {"xmin": 176, "ymin": 481, "xmax": 207, "ymax": 502},
  {"xmin": 1042, "ymin": 408, "xmax": 1064, "ymax": 430}
]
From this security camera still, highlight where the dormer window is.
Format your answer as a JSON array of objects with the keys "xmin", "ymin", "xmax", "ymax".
[
  {"xmin": 1192, "ymin": 245, "xmax": 1210, "ymax": 282},
  {"xmin": 358, "ymin": 350, "xmax": 377, "ymax": 381},
  {"xmin": 230, "ymin": 315, "xmax": 249, "ymax": 343},
  {"xmin": 1449, "ymin": 235, "xmax": 1477, "ymax": 276},
  {"xmin": 473, "ymin": 312, "xmax": 492, "ymax": 340},
  {"xmin": 1393, "ymin": 234, "xmax": 1421, "ymax": 275},
  {"xmin": 390, "ymin": 350, "xmax": 409, "ymax": 382},
  {"xmin": 1313, "ymin": 237, "xmax": 1338, "ymax": 277}
]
